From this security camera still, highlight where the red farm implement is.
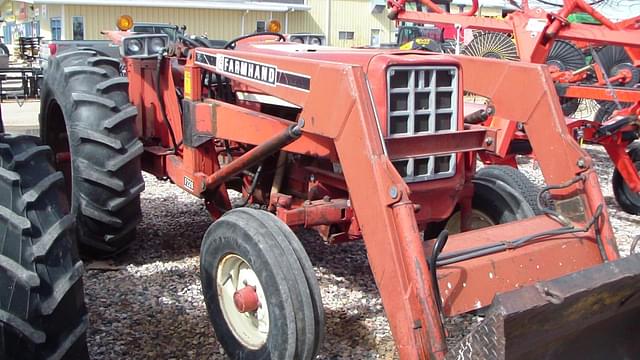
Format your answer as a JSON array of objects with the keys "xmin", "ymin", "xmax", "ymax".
[
  {"xmin": 34, "ymin": 13, "xmax": 640, "ymax": 360},
  {"xmin": 388, "ymin": 0, "xmax": 640, "ymax": 215}
]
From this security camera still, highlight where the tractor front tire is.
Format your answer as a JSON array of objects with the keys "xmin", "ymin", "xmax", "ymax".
[
  {"xmin": 0, "ymin": 134, "xmax": 88, "ymax": 359},
  {"xmin": 428, "ymin": 173, "xmax": 537, "ymax": 236},
  {"xmin": 476, "ymin": 165, "xmax": 543, "ymax": 214},
  {"xmin": 612, "ymin": 143, "xmax": 640, "ymax": 215},
  {"xmin": 39, "ymin": 50, "xmax": 144, "ymax": 257},
  {"xmin": 200, "ymin": 208, "xmax": 324, "ymax": 360}
]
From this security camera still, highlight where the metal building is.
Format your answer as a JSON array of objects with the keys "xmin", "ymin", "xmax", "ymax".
[{"xmin": 0, "ymin": 0, "xmax": 400, "ymax": 47}]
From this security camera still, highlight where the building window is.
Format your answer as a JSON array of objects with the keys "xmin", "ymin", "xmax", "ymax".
[
  {"xmin": 3, "ymin": 23, "xmax": 12, "ymax": 43},
  {"xmin": 370, "ymin": 29, "xmax": 381, "ymax": 47},
  {"xmin": 50, "ymin": 18, "xmax": 62, "ymax": 40},
  {"xmin": 72, "ymin": 16, "xmax": 84, "ymax": 40},
  {"xmin": 338, "ymin": 31, "xmax": 354, "ymax": 40},
  {"xmin": 24, "ymin": 23, "xmax": 33, "ymax": 37},
  {"xmin": 33, "ymin": 21, "xmax": 41, "ymax": 37},
  {"xmin": 256, "ymin": 20, "xmax": 266, "ymax": 33}
]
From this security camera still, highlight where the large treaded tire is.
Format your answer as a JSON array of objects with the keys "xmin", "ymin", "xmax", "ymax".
[
  {"xmin": 39, "ymin": 50, "xmax": 144, "ymax": 257},
  {"xmin": 0, "ymin": 134, "xmax": 88, "ymax": 359},
  {"xmin": 476, "ymin": 165, "xmax": 543, "ymax": 215},
  {"xmin": 612, "ymin": 142, "xmax": 640, "ymax": 215}
]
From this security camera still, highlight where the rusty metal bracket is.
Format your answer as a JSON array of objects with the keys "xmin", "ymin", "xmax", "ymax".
[{"xmin": 385, "ymin": 127, "xmax": 498, "ymax": 160}]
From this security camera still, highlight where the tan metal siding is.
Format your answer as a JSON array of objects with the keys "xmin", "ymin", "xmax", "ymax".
[
  {"xmin": 61, "ymin": 5, "xmax": 301, "ymax": 41},
  {"xmin": 330, "ymin": 0, "xmax": 396, "ymax": 47},
  {"xmin": 40, "ymin": 4, "xmax": 64, "ymax": 40},
  {"xmin": 296, "ymin": 0, "xmax": 395, "ymax": 47},
  {"xmin": 29, "ymin": 1, "xmax": 399, "ymax": 46},
  {"xmin": 287, "ymin": 1, "xmax": 325, "ymax": 35}
]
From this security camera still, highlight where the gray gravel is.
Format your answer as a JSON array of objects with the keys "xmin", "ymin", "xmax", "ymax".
[{"xmin": 84, "ymin": 145, "xmax": 639, "ymax": 359}]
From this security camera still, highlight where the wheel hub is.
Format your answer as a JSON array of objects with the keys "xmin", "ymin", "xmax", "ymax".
[
  {"xmin": 216, "ymin": 254, "xmax": 269, "ymax": 349},
  {"xmin": 611, "ymin": 63, "xmax": 639, "ymax": 86},
  {"xmin": 233, "ymin": 285, "xmax": 260, "ymax": 313},
  {"xmin": 445, "ymin": 209, "xmax": 497, "ymax": 234}
]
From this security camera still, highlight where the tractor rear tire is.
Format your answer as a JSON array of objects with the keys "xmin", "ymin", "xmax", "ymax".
[
  {"xmin": 476, "ymin": 165, "xmax": 543, "ymax": 214},
  {"xmin": 39, "ymin": 50, "xmax": 144, "ymax": 257},
  {"xmin": 612, "ymin": 143, "xmax": 640, "ymax": 215},
  {"xmin": 200, "ymin": 208, "xmax": 323, "ymax": 360},
  {"xmin": 0, "ymin": 134, "xmax": 88, "ymax": 360}
]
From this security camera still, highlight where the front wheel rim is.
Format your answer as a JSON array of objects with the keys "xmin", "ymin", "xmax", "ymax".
[
  {"xmin": 216, "ymin": 254, "xmax": 269, "ymax": 350},
  {"xmin": 445, "ymin": 209, "xmax": 496, "ymax": 234}
]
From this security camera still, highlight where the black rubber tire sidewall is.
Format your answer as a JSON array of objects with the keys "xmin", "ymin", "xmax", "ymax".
[
  {"xmin": 233, "ymin": 207, "xmax": 324, "ymax": 360},
  {"xmin": 39, "ymin": 50, "xmax": 143, "ymax": 257},
  {"xmin": 472, "ymin": 181, "xmax": 522, "ymax": 224},
  {"xmin": 612, "ymin": 143, "xmax": 640, "ymax": 215},
  {"xmin": 262, "ymin": 215, "xmax": 325, "ymax": 357},
  {"xmin": 476, "ymin": 165, "xmax": 543, "ymax": 214},
  {"xmin": 0, "ymin": 134, "xmax": 88, "ymax": 360},
  {"xmin": 425, "ymin": 177, "xmax": 535, "ymax": 238},
  {"xmin": 0, "ymin": 43, "xmax": 9, "ymax": 56},
  {"xmin": 200, "ymin": 214, "xmax": 297, "ymax": 360}
]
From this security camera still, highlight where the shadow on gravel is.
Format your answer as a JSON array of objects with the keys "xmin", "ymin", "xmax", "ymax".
[
  {"xmin": 294, "ymin": 229, "xmax": 381, "ymax": 297},
  {"xmin": 84, "ymin": 266, "xmax": 224, "ymax": 360},
  {"xmin": 320, "ymin": 308, "xmax": 380, "ymax": 357},
  {"xmin": 116, "ymin": 196, "xmax": 213, "ymax": 266}
]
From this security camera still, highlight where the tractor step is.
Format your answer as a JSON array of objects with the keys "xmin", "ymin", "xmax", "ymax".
[{"xmin": 447, "ymin": 253, "xmax": 640, "ymax": 359}]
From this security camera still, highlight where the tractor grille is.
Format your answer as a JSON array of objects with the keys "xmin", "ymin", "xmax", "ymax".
[{"xmin": 387, "ymin": 66, "xmax": 459, "ymax": 182}]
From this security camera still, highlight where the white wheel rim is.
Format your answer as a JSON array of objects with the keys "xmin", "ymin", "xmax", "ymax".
[
  {"xmin": 216, "ymin": 254, "xmax": 269, "ymax": 349},
  {"xmin": 445, "ymin": 209, "xmax": 496, "ymax": 234}
]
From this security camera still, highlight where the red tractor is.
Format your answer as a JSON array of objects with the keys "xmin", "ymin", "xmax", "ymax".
[{"xmin": 3, "ymin": 10, "xmax": 638, "ymax": 359}]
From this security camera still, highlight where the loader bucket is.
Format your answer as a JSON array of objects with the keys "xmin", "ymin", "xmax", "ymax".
[{"xmin": 447, "ymin": 253, "xmax": 640, "ymax": 359}]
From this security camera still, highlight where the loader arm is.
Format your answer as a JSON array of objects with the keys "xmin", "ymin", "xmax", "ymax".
[
  {"xmin": 184, "ymin": 48, "xmax": 447, "ymax": 359},
  {"xmin": 455, "ymin": 55, "xmax": 618, "ymax": 259}
]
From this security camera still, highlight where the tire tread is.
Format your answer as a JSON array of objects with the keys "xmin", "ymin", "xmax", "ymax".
[
  {"xmin": 41, "ymin": 50, "xmax": 143, "ymax": 257},
  {"xmin": 0, "ymin": 136, "xmax": 88, "ymax": 359}
]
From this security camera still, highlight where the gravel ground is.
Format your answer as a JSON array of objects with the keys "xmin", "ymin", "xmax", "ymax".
[{"xmin": 83, "ymin": 145, "xmax": 639, "ymax": 359}]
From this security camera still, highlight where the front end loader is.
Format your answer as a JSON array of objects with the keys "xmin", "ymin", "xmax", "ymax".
[{"xmin": 38, "ymin": 22, "xmax": 640, "ymax": 359}]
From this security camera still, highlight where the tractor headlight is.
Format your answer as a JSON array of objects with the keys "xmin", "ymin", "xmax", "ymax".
[
  {"xmin": 149, "ymin": 37, "xmax": 166, "ymax": 54},
  {"xmin": 126, "ymin": 39, "xmax": 144, "ymax": 55},
  {"xmin": 121, "ymin": 34, "xmax": 169, "ymax": 58},
  {"xmin": 309, "ymin": 36, "xmax": 322, "ymax": 45}
]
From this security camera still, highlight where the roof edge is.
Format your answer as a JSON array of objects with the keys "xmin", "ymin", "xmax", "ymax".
[{"xmin": 30, "ymin": 0, "xmax": 311, "ymax": 12}]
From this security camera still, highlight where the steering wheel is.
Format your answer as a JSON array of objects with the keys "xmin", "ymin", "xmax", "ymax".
[
  {"xmin": 224, "ymin": 32, "xmax": 287, "ymax": 50},
  {"xmin": 177, "ymin": 33, "xmax": 202, "ymax": 48}
]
